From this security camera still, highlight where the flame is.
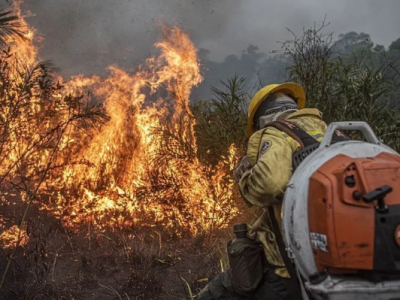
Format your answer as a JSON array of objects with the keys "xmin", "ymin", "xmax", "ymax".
[
  {"xmin": 9, "ymin": 0, "xmax": 38, "ymax": 66},
  {"xmin": 0, "ymin": 225, "xmax": 28, "ymax": 249},
  {"xmin": 0, "ymin": 2, "xmax": 240, "ymax": 241}
]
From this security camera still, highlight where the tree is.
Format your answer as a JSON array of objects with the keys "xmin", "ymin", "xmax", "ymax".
[
  {"xmin": 389, "ymin": 37, "xmax": 400, "ymax": 60},
  {"xmin": 389, "ymin": 38, "xmax": 400, "ymax": 53},
  {"xmin": 0, "ymin": 8, "xmax": 25, "ymax": 47},
  {"xmin": 192, "ymin": 75, "xmax": 249, "ymax": 164},
  {"xmin": 333, "ymin": 31, "xmax": 374, "ymax": 57},
  {"xmin": 193, "ymin": 45, "xmax": 287, "ymax": 100},
  {"xmin": 280, "ymin": 22, "xmax": 400, "ymax": 150}
]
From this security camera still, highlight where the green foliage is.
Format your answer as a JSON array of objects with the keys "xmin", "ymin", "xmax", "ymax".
[
  {"xmin": 389, "ymin": 38, "xmax": 400, "ymax": 55},
  {"xmin": 333, "ymin": 31, "xmax": 373, "ymax": 57},
  {"xmin": 192, "ymin": 75, "xmax": 249, "ymax": 164},
  {"xmin": 193, "ymin": 23, "xmax": 400, "ymax": 161},
  {"xmin": 197, "ymin": 45, "xmax": 287, "ymax": 100},
  {"xmin": 281, "ymin": 22, "xmax": 400, "ymax": 150}
]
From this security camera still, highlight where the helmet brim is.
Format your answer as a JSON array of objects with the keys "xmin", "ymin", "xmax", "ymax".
[{"xmin": 246, "ymin": 83, "xmax": 306, "ymax": 137}]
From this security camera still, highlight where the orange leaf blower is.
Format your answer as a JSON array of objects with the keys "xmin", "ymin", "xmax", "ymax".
[{"xmin": 283, "ymin": 122, "xmax": 400, "ymax": 300}]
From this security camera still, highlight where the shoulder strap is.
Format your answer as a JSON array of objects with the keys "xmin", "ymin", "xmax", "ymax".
[
  {"xmin": 265, "ymin": 120, "xmax": 319, "ymax": 148},
  {"xmin": 265, "ymin": 120, "xmax": 348, "ymax": 149},
  {"xmin": 268, "ymin": 207, "xmax": 302, "ymax": 300}
]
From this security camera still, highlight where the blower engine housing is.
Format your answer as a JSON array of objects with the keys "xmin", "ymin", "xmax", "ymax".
[{"xmin": 282, "ymin": 122, "xmax": 400, "ymax": 300}]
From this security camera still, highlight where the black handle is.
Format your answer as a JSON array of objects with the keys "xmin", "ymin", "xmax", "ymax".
[{"xmin": 362, "ymin": 185, "xmax": 392, "ymax": 212}]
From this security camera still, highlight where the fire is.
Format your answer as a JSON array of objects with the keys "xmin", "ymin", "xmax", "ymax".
[
  {"xmin": 0, "ymin": 2, "xmax": 240, "ymax": 241},
  {"xmin": 9, "ymin": 0, "xmax": 38, "ymax": 66},
  {"xmin": 0, "ymin": 225, "xmax": 28, "ymax": 249}
]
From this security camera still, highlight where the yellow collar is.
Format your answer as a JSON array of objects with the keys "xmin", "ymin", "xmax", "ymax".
[{"xmin": 246, "ymin": 108, "xmax": 322, "ymax": 165}]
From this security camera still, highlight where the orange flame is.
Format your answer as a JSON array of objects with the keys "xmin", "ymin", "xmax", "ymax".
[
  {"xmin": 0, "ymin": 3, "xmax": 239, "ymax": 239},
  {"xmin": 0, "ymin": 225, "xmax": 28, "ymax": 249}
]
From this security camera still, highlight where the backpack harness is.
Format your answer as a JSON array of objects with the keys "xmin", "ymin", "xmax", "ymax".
[{"xmin": 262, "ymin": 120, "xmax": 348, "ymax": 300}]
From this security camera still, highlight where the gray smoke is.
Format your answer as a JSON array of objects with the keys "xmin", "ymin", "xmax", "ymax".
[
  {"xmin": 9, "ymin": 0, "xmax": 400, "ymax": 97},
  {"xmin": 18, "ymin": 0, "xmax": 242, "ymax": 77}
]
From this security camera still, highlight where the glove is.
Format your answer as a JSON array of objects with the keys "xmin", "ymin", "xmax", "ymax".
[{"xmin": 233, "ymin": 156, "xmax": 252, "ymax": 183}]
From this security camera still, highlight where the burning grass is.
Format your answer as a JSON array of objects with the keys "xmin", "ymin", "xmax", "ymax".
[
  {"xmin": 0, "ymin": 208, "xmax": 231, "ymax": 299},
  {"xmin": 0, "ymin": 2, "xmax": 239, "ymax": 237},
  {"xmin": 0, "ymin": 2, "xmax": 242, "ymax": 299}
]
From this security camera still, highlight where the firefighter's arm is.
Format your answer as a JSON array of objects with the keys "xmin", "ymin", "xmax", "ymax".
[{"xmin": 238, "ymin": 133, "xmax": 293, "ymax": 207}]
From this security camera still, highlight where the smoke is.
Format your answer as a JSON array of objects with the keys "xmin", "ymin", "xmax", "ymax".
[
  {"xmin": 222, "ymin": 0, "xmax": 400, "ymax": 61},
  {"xmin": 18, "ymin": 0, "xmax": 242, "ymax": 77},
  {"xmin": 11, "ymin": 0, "xmax": 400, "ymax": 97}
]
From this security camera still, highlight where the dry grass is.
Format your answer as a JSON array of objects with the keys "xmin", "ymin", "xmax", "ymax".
[{"xmin": 0, "ymin": 203, "xmax": 236, "ymax": 300}]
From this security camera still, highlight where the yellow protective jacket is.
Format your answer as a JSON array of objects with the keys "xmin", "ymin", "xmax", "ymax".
[{"xmin": 238, "ymin": 108, "xmax": 327, "ymax": 278}]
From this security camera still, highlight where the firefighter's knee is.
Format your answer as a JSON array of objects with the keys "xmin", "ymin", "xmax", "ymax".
[
  {"xmin": 197, "ymin": 285, "xmax": 214, "ymax": 300},
  {"xmin": 197, "ymin": 272, "xmax": 236, "ymax": 300}
]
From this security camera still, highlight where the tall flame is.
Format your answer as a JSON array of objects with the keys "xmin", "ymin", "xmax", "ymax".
[{"xmin": 0, "ymin": 3, "xmax": 239, "ymax": 238}]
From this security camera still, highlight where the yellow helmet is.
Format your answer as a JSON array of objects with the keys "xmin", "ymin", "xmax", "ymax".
[{"xmin": 246, "ymin": 82, "xmax": 306, "ymax": 137}]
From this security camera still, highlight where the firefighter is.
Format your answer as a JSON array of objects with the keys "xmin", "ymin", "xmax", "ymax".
[{"xmin": 198, "ymin": 83, "xmax": 328, "ymax": 300}]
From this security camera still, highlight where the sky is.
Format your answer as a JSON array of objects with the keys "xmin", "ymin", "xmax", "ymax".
[{"xmin": 11, "ymin": 0, "xmax": 400, "ymax": 81}]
